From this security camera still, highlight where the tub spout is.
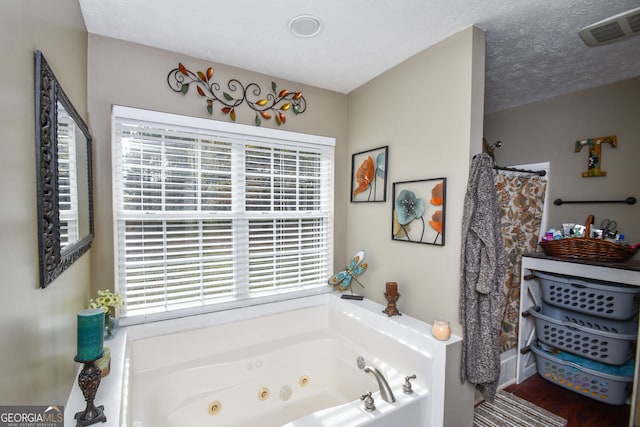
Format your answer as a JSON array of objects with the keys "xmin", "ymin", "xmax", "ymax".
[
  {"xmin": 357, "ymin": 356, "xmax": 396, "ymax": 403},
  {"xmin": 364, "ymin": 366, "xmax": 396, "ymax": 403}
]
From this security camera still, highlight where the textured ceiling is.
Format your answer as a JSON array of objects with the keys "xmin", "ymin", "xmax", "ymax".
[{"xmin": 79, "ymin": 0, "xmax": 640, "ymax": 113}]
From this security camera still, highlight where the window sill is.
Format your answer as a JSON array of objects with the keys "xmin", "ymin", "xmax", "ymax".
[{"xmin": 119, "ymin": 285, "xmax": 332, "ymax": 327}]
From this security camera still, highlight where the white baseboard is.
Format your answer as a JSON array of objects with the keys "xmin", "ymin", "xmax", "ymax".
[{"xmin": 499, "ymin": 348, "xmax": 517, "ymax": 388}]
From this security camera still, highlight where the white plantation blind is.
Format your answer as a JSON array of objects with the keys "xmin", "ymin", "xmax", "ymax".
[
  {"xmin": 112, "ymin": 106, "xmax": 334, "ymax": 319},
  {"xmin": 57, "ymin": 102, "xmax": 79, "ymax": 248}
]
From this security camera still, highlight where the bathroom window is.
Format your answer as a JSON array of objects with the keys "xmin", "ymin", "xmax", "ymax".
[{"xmin": 112, "ymin": 106, "xmax": 334, "ymax": 321}]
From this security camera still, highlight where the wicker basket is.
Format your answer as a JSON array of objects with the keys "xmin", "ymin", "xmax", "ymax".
[
  {"xmin": 539, "ymin": 215, "xmax": 637, "ymax": 262},
  {"xmin": 539, "ymin": 238, "xmax": 636, "ymax": 262}
]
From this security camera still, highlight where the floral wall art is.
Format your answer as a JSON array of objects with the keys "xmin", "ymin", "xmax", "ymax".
[
  {"xmin": 392, "ymin": 178, "xmax": 446, "ymax": 246},
  {"xmin": 350, "ymin": 146, "xmax": 388, "ymax": 202}
]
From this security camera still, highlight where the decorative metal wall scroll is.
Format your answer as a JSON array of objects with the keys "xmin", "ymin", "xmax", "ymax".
[
  {"xmin": 168, "ymin": 63, "xmax": 306, "ymax": 126},
  {"xmin": 575, "ymin": 135, "xmax": 617, "ymax": 177}
]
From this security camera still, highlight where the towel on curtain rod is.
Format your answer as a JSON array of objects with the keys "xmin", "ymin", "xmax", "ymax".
[{"xmin": 459, "ymin": 153, "xmax": 507, "ymax": 402}]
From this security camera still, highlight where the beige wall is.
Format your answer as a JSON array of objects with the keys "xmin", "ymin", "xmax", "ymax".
[
  {"xmin": 0, "ymin": 0, "xmax": 90, "ymax": 405},
  {"xmin": 346, "ymin": 26, "xmax": 484, "ymax": 426},
  {"xmin": 86, "ymin": 35, "xmax": 348, "ymax": 295},
  {"xmin": 484, "ymin": 76, "xmax": 640, "ymax": 245},
  {"xmin": 346, "ymin": 26, "xmax": 484, "ymax": 335}
]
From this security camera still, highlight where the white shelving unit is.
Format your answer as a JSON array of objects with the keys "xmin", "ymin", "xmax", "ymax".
[{"xmin": 517, "ymin": 254, "xmax": 640, "ymax": 427}]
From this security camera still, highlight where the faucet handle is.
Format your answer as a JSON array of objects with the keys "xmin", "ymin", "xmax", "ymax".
[
  {"xmin": 361, "ymin": 391, "xmax": 376, "ymax": 411},
  {"xmin": 403, "ymin": 375, "xmax": 417, "ymax": 394}
]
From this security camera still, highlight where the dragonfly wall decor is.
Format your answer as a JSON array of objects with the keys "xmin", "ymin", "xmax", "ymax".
[{"xmin": 328, "ymin": 250, "xmax": 368, "ymax": 300}]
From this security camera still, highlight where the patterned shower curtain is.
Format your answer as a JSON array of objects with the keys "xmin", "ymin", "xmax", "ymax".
[{"xmin": 494, "ymin": 173, "xmax": 547, "ymax": 352}]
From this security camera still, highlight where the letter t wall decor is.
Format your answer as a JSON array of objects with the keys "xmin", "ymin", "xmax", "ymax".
[{"xmin": 575, "ymin": 135, "xmax": 617, "ymax": 177}]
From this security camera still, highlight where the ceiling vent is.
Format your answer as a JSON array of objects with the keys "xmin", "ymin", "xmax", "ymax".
[{"xmin": 579, "ymin": 7, "xmax": 640, "ymax": 46}]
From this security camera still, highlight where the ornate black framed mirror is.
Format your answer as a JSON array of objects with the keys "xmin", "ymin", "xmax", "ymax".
[{"xmin": 35, "ymin": 50, "xmax": 94, "ymax": 288}]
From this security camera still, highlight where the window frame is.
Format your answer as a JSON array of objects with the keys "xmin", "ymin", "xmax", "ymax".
[{"xmin": 111, "ymin": 105, "xmax": 335, "ymax": 325}]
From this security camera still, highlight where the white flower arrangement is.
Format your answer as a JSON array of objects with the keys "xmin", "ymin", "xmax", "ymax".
[{"xmin": 89, "ymin": 289, "xmax": 124, "ymax": 315}]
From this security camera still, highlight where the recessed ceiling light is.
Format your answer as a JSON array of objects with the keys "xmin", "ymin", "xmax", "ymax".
[{"xmin": 288, "ymin": 15, "xmax": 323, "ymax": 38}]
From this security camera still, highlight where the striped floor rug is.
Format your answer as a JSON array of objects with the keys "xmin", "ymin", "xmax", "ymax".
[{"xmin": 473, "ymin": 390, "xmax": 567, "ymax": 427}]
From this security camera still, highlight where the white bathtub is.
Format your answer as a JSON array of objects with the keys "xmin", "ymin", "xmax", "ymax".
[
  {"xmin": 132, "ymin": 333, "xmax": 426, "ymax": 427},
  {"xmin": 65, "ymin": 292, "xmax": 470, "ymax": 426}
]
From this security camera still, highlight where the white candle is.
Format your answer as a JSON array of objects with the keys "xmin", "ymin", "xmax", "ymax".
[{"xmin": 432, "ymin": 320, "xmax": 451, "ymax": 341}]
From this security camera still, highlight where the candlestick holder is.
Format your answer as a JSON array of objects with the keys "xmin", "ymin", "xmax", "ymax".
[
  {"xmin": 74, "ymin": 354, "xmax": 107, "ymax": 427},
  {"xmin": 383, "ymin": 290, "xmax": 402, "ymax": 317}
]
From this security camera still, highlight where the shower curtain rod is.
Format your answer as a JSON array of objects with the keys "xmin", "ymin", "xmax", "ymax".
[
  {"xmin": 493, "ymin": 165, "xmax": 547, "ymax": 177},
  {"xmin": 472, "ymin": 153, "xmax": 546, "ymax": 176}
]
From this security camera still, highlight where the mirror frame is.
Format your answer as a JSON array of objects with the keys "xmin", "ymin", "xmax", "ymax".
[{"xmin": 35, "ymin": 50, "xmax": 94, "ymax": 288}]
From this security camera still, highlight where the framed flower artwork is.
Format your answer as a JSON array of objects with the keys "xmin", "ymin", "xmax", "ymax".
[
  {"xmin": 392, "ymin": 178, "xmax": 446, "ymax": 246},
  {"xmin": 350, "ymin": 146, "xmax": 388, "ymax": 202}
]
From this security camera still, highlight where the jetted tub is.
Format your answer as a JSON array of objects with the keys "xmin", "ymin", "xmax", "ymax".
[
  {"xmin": 65, "ymin": 292, "xmax": 469, "ymax": 426},
  {"xmin": 131, "ymin": 333, "xmax": 425, "ymax": 427}
]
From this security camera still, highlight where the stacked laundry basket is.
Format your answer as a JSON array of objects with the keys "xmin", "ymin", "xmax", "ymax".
[{"xmin": 527, "ymin": 271, "xmax": 640, "ymax": 405}]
